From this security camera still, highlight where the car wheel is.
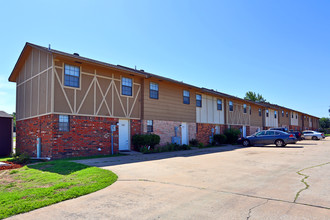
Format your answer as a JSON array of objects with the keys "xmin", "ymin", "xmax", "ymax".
[
  {"xmin": 312, "ymin": 136, "xmax": 318, "ymax": 140},
  {"xmin": 275, "ymin": 139, "xmax": 284, "ymax": 147},
  {"xmin": 242, "ymin": 140, "xmax": 250, "ymax": 147}
]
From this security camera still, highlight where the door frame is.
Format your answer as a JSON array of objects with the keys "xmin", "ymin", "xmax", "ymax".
[
  {"xmin": 181, "ymin": 122, "xmax": 188, "ymax": 145},
  {"xmin": 118, "ymin": 119, "xmax": 130, "ymax": 151}
]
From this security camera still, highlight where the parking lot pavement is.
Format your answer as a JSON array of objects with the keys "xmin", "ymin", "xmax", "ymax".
[{"xmin": 9, "ymin": 138, "xmax": 330, "ymax": 220}]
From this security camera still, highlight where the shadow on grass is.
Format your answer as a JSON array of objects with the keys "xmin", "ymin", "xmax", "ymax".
[{"xmin": 27, "ymin": 161, "xmax": 90, "ymax": 175}]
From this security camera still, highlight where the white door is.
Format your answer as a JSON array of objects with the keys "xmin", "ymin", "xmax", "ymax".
[
  {"xmin": 119, "ymin": 119, "xmax": 130, "ymax": 151},
  {"xmin": 181, "ymin": 123, "xmax": 188, "ymax": 145},
  {"xmin": 243, "ymin": 126, "xmax": 247, "ymax": 138}
]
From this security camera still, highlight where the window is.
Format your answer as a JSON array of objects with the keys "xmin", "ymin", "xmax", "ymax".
[
  {"xmin": 64, "ymin": 64, "xmax": 80, "ymax": 88},
  {"xmin": 196, "ymin": 94, "xmax": 202, "ymax": 107},
  {"xmin": 122, "ymin": 77, "xmax": 132, "ymax": 96},
  {"xmin": 229, "ymin": 101, "xmax": 233, "ymax": 111},
  {"xmin": 282, "ymin": 111, "xmax": 284, "ymax": 117},
  {"xmin": 147, "ymin": 120, "xmax": 153, "ymax": 132},
  {"xmin": 274, "ymin": 111, "xmax": 277, "ymax": 118},
  {"xmin": 266, "ymin": 110, "xmax": 269, "ymax": 117},
  {"xmin": 266, "ymin": 131, "xmax": 275, "ymax": 135},
  {"xmin": 59, "ymin": 115, "xmax": 69, "ymax": 132},
  {"xmin": 183, "ymin": 90, "xmax": 190, "ymax": 104},
  {"xmin": 259, "ymin": 108, "xmax": 261, "ymax": 116},
  {"xmin": 217, "ymin": 99, "xmax": 222, "ymax": 110},
  {"xmin": 296, "ymin": 114, "xmax": 298, "ymax": 119},
  {"xmin": 243, "ymin": 104, "xmax": 247, "ymax": 113},
  {"xmin": 292, "ymin": 113, "xmax": 294, "ymax": 118},
  {"xmin": 286, "ymin": 112, "xmax": 288, "ymax": 117},
  {"xmin": 149, "ymin": 82, "xmax": 159, "ymax": 99},
  {"xmin": 256, "ymin": 131, "xmax": 266, "ymax": 136}
]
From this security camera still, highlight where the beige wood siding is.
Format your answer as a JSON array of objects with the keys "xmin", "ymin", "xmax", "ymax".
[
  {"xmin": 226, "ymin": 99, "xmax": 250, "ymax": 125},
  {"xmin": 53, "ymin": 59, "xmax": 142, "ymax": 119},
  {"xmin": 279, "ymin": 109, "xmax": 290, "ymax": 128},
  {"xmin": 290, "ymin": 111, "xmax": 299, "ymax": 126},
  {"xmin": 16, "ymin": 48, "xmax": 52, "ymax": 120},
  {"xmin": 143, "ymin": 78, "xmax": 196, "ymax": 122},
  {"xmin": 264, "ymin": 108, "xmax": 279, "ymax": 127},
  {"xmin": 196, "ymin": 94, "xmax": 225, "ymax": 124},
  {"xmin": 250, "ymin": 104, "xmax": 263, "ymax": 127}
]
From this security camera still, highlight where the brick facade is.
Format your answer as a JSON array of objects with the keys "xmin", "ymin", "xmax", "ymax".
[
  {"xmin": 196, "ymin": 123, "xmax": 227, "ymax": 145},
  {"xmin": 17, "ymin": 114, "xmax": 142, "ymax": 159},
  {"xmin": 142, "ymin": 120, "xmax": 196, "ymax": 146}
]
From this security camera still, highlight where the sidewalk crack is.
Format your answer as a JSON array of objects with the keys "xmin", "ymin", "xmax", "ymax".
[
  {"xmin": 246, "ymin": 200, "xmax": 268, "ymax": 220},
  {"xmin": 294, "ymin": 162, "xmax": 330, "ymax": 203}
]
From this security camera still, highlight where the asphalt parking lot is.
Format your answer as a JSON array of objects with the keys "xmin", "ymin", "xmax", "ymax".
[{"xmin": 9, "ymin": 138, "xmax": 330, "ymax": 220}]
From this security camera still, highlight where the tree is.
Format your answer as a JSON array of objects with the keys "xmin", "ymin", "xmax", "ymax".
[
  {"xmin": 244, "ymin": 91, "xmax": 266, "ymax": 102},
  {"xmin": 319, "ymin": 117, "xmax": 330, "ymax": 129}
]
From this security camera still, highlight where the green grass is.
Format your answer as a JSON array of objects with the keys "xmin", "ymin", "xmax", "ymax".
[
  {"xmin": 58, "ymin": 153, "xmax": 124, "ymax": 161},
  {"xmin": 325, "ymin": 134, "xmax": 330, "ymax": 137},
  {"xmin": 0, "ymin": 157, "xmax": 13, "ymax": 162},
  {"xmin": 0, "ymin": 161, "xmax": 117, "ymax": 219}
]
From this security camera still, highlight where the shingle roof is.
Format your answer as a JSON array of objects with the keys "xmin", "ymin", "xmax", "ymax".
[{"xmin": 0, "ymin": 111, "xmax": 13, "ymax": 118}]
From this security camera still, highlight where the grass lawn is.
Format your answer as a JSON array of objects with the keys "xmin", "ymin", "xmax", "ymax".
[
  {"xmin": 325, "ymin": 134, "xmax": 330, "ymax": 137},
  {"xmin": 0, "ymin": 161, "xmax": 117, "ymax": 219},
  {"xmin": 0, "ymin": 157, "xmax": 13, "ymax": 162}
]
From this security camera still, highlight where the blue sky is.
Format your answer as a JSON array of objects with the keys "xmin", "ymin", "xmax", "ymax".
[{"xmin": 0, "ymin": 0, "xmax": 329, "ymax": 117}]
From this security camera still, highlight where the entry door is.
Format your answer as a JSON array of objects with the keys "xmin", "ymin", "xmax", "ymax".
[
  {"xmin": 119, "ymin": 119, "xmax": 130, "ymax": 151},
  {"xmin": 181, "ymin": 123, "xmax": 188, "ymax": 145},
  {"xmin": 242, "ymin": 126, "xmax": 247, "ymax": 138}
]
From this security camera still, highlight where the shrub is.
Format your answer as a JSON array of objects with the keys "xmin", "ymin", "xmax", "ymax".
[
  {"xmin": 9, "ymin": 153, "xmax": 30, "ymax": 164},
  {"xmin": 198, "ymin": 142, "xmax": 204, "ymax": 148},
  {"xmin": 189, "ymin": 139, "xmax": 199, "ymax": 146},
  {"xmin": 132, "ymin": 134, "xmax": 161, "ymax": 151},
  {"xmin": 213, "ymin": 134, "xmax": 227, "ymax": 145},
  {"xmin": 224, "ymin": 129, "xmax": 241, "ymax": 144}
]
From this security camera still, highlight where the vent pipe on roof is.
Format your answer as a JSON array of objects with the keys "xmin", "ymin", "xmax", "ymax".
[
  {"xmin": 48, "ymin": 44, "xmax": 51, "ymax": 50},
  {"xmin": 73, "ymin": 53, "xmax": 80, "ymax": 56},
  {"xmin": 140, "ymin": 69, "xmax": 144, "ymax": 72}
]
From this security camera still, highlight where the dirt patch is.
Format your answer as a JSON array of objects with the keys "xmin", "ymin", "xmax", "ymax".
[
  {"xmin": 0, "ymin": 170, "xmax": 23, "ymax": 185},
  {"xmin": 0, "ymin": 162, "xmax": 23, "ymax": 171}
]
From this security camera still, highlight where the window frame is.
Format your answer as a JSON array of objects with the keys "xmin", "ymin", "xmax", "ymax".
[
  {"xmin": 243, "ymin": 104, "xmax": 247, "ymax": 114},
  {"xmin": 147, "ymin": 120, "xmax": 153, "ymax": 133},
  {"xmin": 183, "ymin": 90, "xmax": 190, "ymax": 104},
  {"xmin": 266, "ymin": 109, "xmax": 269, "ymax": 117},
  {"xmin": 217, "ymin": 99, "xmax": 222, "ymax": 111},
  {"xmin": 149, "ymin": 82, "xmax": 159, "ymax": 99},
  {"xmin": 59, "ymin": 115, "xmax": 69, "ymax": 132},
  {"xmin": 259, "ymin": 108, "xmax": 262, "ymax": 116},
  {"xmin": 121, "ymin": 77, "xmax": 133, "ymax": 97},
  {"xmin": 282, "ymin": 110, "xmax": 284, "ymax": 117},
  {"xmin": 286, "ymin": 112, "xmax": 288, "ymax": 117},
  {"xmin": 274, "ymin": 111, "xmax": 277, "ymax": 118},
  {"xmin": 229, "ymin": 101, "xmax": 233, "ymax": 112},
  {"xmin": 63, "ymin": 64, "xmax": 80, "ymax": 89},
  {"xmin": 196, "ymin": 94, "xmax": 202, "ymax": 107}
]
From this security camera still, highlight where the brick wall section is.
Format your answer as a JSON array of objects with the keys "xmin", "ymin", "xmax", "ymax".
[
  {"xmin": 196, "ymin": 123, "xmax": 227, "ymax": 145},
  {"xmin": 17, "ymin": 114, "xmax": 143, "ymax": 159},
  {"xmin": 142, "ymin": 120, "xmax": 196, "ymax": 146},
  {"xmin": 16, "ymin": 115, "xmax": 55, "ymax": 157}
]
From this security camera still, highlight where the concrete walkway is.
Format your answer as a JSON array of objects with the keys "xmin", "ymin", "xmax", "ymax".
[{"xmin": 9, "ymin": 139, "xmax": 330, "ymax": 219}]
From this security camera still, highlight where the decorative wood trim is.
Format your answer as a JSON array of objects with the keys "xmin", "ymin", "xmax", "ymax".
[
  {"xmin": 77, "ymin": 77, "xmax": 95, "ymax": 114},
  {"xmin": 54, "ymin": 68, "xmax": 74, "ymax": 113},
  {"xmin": 128, "ymin": 85, "xmax": 141, "ymax": 117}
]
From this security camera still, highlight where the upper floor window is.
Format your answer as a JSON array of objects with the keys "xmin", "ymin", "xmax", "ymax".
[
  {"xmin": 229, "ymin": 101, "xmax": 233, "ymax": 111},
  {"xmin": 183, "ymin": 90, "xmax": 190, "ymax": 104},
  {"xmin": 292, "ymin": 113, "xmax": 294, "ymax": 118},
  {"xmin": 266, "ymin": 110, "xmax": 269, "ymax": 117},
  {"xmin": 147, "ymin": 120, "xmax": 153, "ymax": 132},
  {"xmin": 64, "ymin": 64, "xmax": 80, "ymax": 88},
  {"xmin": 59, "ymin": 115, "xmax": 69, "ymax": 132},
  {"xmin": 274, "ymin": 111, "xmax": 277, "ymax": 118},
  {"xmin": 259, "ymin": 108, "xmax": 262, "ymax": 116},
  {"xmin": 286, "ymin": 112, "xmax": 288, "ymax": 117},
  {"xmin": 243, "ymin": 104, "xmax": 247, "ymax": 113},
  {"xmin": 217, "ymin": 99, "xmax": 222, "ymax": 110},
  {"xmin": 122, "ymin": 77, "xmax": 132, "ymax": 96},
  {"xmin": 196, "ymin": 94, "xmax": 202, "ymax": 107},
  {"xmin": 282, "ymin": 110, "xmax": 284, "ymax": 117},
  {"xmin": 296, "ymin": 114, "xmax": 298, "ymax": 119},
  {"xmin": 149, "ymin": 82, "xmax": 159, "ymax": 99}
]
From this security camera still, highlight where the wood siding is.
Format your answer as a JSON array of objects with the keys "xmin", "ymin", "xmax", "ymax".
[
  {"xmin": 290, "ymin": 111, "xmax": 299, "ymax": 126},
  {"xmin": 16, "ymin": 48, "xmax": 52, "ymax": 120},
  {"xmin": 264, "ymin": 108, "xmax": 279, "ymax": 127},
  {"xmin": 226, "ymin": 99, "xmax": 250, "ymax": 125},
  {"xmin": 143, "ymin": 78, "xmax": 196, "ymax": 122},
  {"xmin": 196, "ymin": 94, "xmax": 225, "ymax": 124},
  {"xmin": 250, "ymin": 104, "xmax": 263, "ymax": 127},
  {"xmin": 53, "ymin": 58, "xmax": 142, "ymax": 119}
]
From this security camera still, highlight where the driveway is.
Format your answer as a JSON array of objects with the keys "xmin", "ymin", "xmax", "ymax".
[{"xmin": 9, "ymin": 138, "xmax": 330, "ymax": 219}]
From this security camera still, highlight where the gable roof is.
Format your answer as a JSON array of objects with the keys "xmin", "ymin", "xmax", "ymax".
[{"xmin": 0, "ymin": 111, "xmax": 13, "ymax": 118}]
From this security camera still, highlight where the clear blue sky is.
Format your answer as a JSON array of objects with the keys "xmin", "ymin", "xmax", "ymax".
[{"xmin": 1, "ymin": 0, "xmax": 329, "ymax": 117}]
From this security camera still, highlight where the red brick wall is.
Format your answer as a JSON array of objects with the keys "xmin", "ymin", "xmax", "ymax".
[
  {"xmin": 17, "ymin": 114, "xmax": 143, "ymax": 159},
  {"xmin": 196, "ymin": 123, "xmax": 227, "ymax": 145}
]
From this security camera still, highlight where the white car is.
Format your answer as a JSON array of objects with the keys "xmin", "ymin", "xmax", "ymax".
[{"xmin": 301, "ymin": 130, "xmax": 325, "ymax": 140}]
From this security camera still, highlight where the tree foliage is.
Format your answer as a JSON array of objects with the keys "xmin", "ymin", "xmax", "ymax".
[
  {"xmin": 319, "ymin": 117, "xmax": 330, "ymax": 129},
  {"xmin": 244, "ymin": 91, "xmax": 266, "ymax": 102}
]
